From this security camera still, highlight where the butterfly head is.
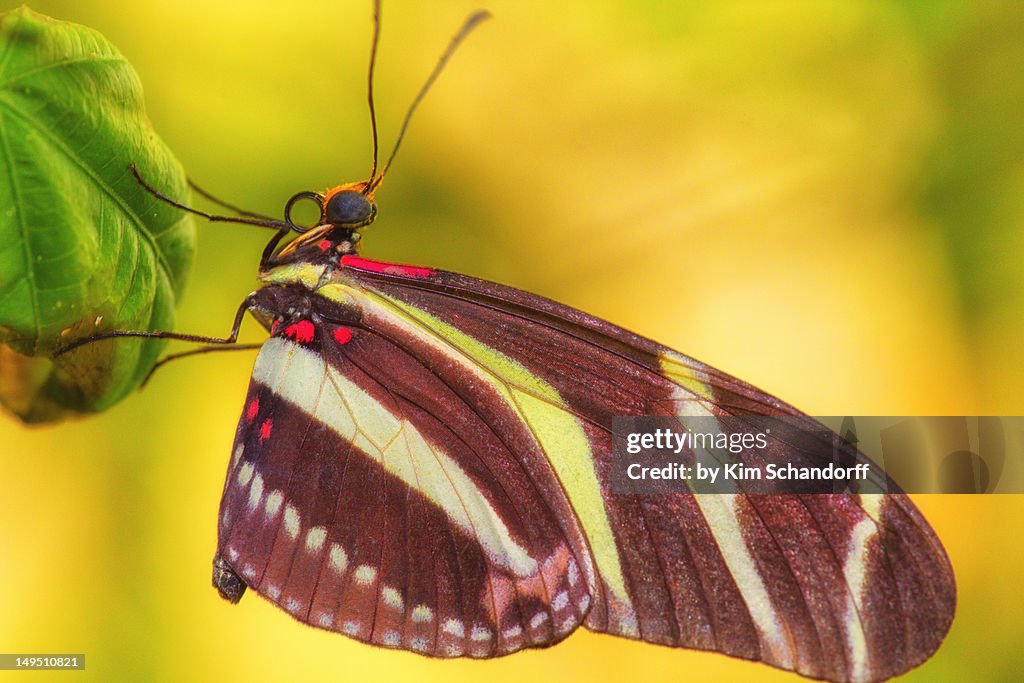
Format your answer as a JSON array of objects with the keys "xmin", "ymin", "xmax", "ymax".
[
  {"xmin": 285, "ymin": 180, "xmax": 378, "ymax": 232},
  {"xmin": 273, "ymin": 180, "xmax": 378, "ymax": 263}
]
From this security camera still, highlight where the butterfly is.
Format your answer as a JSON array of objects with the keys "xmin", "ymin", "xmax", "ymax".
[
  {"xmin": 211, "ymin": 208, "xmax": 956, "ymax": 681},
  {"xmin": 63, "ymin": 3, "xmax": 955, "ymax": 681}
]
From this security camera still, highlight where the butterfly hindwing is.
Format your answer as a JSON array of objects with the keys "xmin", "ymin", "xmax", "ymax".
[{"xmin": 216, "ymin": 309, "xmax": 594, "ymax": 657}]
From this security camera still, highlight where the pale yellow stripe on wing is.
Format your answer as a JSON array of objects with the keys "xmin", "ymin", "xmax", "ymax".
[
  {"xmin": 661, "ymin": 352, "xmax": 715, "ymax": 402},
  {"xmin": 843, "ymin": 517, "xmax": 875, "ymax": 683},
  {"xmin": 858, "ymin": 493, "xmax": 883, "ymax": 523},
  {"xmin": 336, "ymin": 286, "xmax": 634, "ymax": 618},
  {"xmin": 842, "ymin": 493, "xmax": 885, "ymax": 682},
  {"xmin": 695, "ymin": 494, "xmax": 795, "ymax": 670},
  {"xmin": 660, "ymin": 353, "xmax": 795, "ymax": 668},
  {"xmin": 251, "ymin": 337, "xmax": 537, "ymax": 577}
]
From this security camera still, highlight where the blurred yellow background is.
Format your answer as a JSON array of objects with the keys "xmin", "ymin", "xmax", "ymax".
[{"xmin": 2, "ymin": 1, "xmax": 1022, "ymax": 681}]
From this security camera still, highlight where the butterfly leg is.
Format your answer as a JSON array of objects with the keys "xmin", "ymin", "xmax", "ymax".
[
  {"xmin": 54, "ymin": 293, "xmax": 262, "ymax": 357},
  {"xmin": 142, "ymin": 343, "xmax": 264, "ymax": 387}
]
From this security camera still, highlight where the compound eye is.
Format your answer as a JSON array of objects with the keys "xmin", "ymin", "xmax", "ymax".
[{"xmin": 325, "ymin": 190, "xmax": 376, "ymax": 227}]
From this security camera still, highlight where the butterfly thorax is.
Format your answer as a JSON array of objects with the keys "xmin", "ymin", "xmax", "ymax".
[{"xmin": 268, "ymin": 226, "xmax": 362, "ymax": 269}]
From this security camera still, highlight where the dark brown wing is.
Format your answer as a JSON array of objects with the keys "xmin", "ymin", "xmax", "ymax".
[
  {"xmin": 214, "ymin": 256, "xmax": 954, "ymax": 681},
  {"xmin": 214, "ymin": 314, "xmax": 593, "ymax": 657}
]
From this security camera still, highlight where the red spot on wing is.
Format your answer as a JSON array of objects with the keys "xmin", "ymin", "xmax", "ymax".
[
  {"xmin": 259, "ymin": 418, "xmax": 273, "ymax": 441},
  {"xmin": 340, "ymin": 255, "xmax": 435, "ymax": 278},
  {"xmin": 271, "ymin": 320, "xmax": 281, "ymax": 334},
  {"xmin": 333, "ymin": 327, "xmax": 353, "ymax": 345},
  {"xmin": 284, "ymin": 320, "xmax": 316, "ymax": 343},
  {"xmin": 317, "ymin": 239, "xmax": 332, "ymax": 252},
  {"xmin": 246, "ymin": 398, "xmax": 259, "ymax": 423}
]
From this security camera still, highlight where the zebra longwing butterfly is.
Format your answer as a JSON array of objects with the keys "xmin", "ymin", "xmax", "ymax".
[{"xmin": 73, "ymin": 3, "xmax": 955, "ymax": 681}]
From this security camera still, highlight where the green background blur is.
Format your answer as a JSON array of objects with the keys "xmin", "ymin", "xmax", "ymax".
[{"xmin": 2, "ymin": 1, "xmax": 1022, "ymax": 681}]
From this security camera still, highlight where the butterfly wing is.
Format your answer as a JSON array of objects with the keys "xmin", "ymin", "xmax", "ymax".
[
  {"xmin": 215, "ymin": 315, "xmax": 595, "ymax": 657},
  {"xmin": 214, "ymin": 257, "xmax": 955, "ymax": 682}
]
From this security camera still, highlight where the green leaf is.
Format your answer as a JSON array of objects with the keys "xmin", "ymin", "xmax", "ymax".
[{"xmin": 0, "ymin": 6, "xmax": 195, "ymax": 423}]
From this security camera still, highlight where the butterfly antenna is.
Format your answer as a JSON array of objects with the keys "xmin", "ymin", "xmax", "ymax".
[
  {"xmin": 367, "ymin": 9, "xmax": 491, "ymax": 194},
  {"xmin": 365, "ymin": 0, "xmax": 383, "ymax": 188}
]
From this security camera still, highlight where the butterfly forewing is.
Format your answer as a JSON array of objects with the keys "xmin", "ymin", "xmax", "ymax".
[{"xmin": 345, "ymin": 259, "xmax": 953, "ymax": 679}]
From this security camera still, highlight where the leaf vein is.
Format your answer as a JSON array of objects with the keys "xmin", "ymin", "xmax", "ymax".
[
  {"xmin": 0, "ymin": 109, "xmax": 41, "ymax": 350},
  {"xmin": 0, "ymin": 55, "xmax": 126, "ymax": 91}
]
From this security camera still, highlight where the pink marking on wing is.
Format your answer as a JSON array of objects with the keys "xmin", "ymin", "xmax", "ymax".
[
  {"xmin": 479, "ymin": 544, "xmax": 579, "ymax": 627},
  {"xmin": 340, "ymin": 255, "xmax": 435, "ymax": 278},
  {"xmin": 260, "ymin": 418, "xmax": 273, "ymax": 442},
  {"xmin": 333, "ymin": 327, "xmax": 353, "ymax": 345},
  {"xmin": 317, "ymin": 239, "xmax": 332, "ymax": 252},
  {"xmin": 246, "ymin": 398, "xmax": 259, "ymax": 423},
  {"xmin": 484, "ymin": 573, "xmax": 518, "ymax": 625},
  {"xmin": 284, "ymin": 320, "xmax": 315, "ymax": 343},
  {"xmin": 271, "ymin": 320, "xmax": 281, "ymax": 335}
]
